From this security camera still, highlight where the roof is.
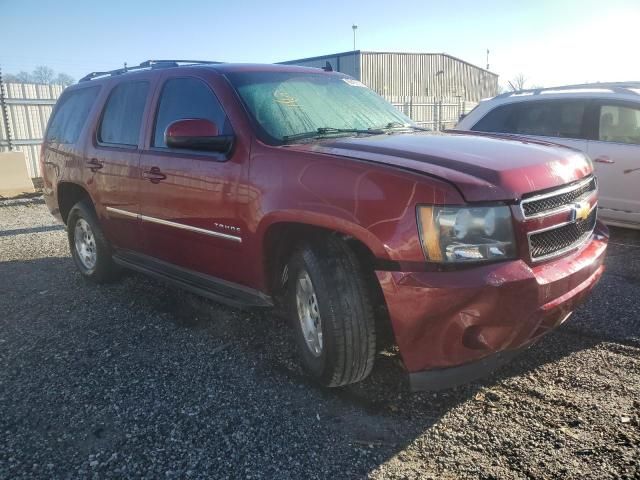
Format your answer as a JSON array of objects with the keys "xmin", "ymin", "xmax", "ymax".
[
  {"xmin": 493, "ymin": 81, "xmax": 640, "ymax": 101},
  {"xmin": 279, "ymin": 50, "xmax": 498, "ymax": 77}
]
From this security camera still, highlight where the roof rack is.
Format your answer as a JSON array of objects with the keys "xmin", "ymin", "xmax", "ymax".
[
  {"xmin": 495, "ymin": 81, "xmax": 640, "ymax": 99},
  {"xmin": 79, "ymin": 59, "xmax": 223, "ymax": 82}
]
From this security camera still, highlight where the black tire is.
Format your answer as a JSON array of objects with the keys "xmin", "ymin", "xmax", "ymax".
[
  {"xmin": 67, "ymin": 199, "xmax": 119, "ymax": 283},
  {"xmin": 287, "ymin": 236, "xmax": 376, "ymax": 387}
]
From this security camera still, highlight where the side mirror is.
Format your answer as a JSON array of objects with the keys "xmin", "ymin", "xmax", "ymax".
[{"xmin": 165, "ymin": 118, "xmax": 234, "ymax": 153}]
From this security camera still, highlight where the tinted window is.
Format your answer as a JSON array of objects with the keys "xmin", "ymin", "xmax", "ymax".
[
  {"xmin": 516, "ymin": 101, "xmax": 585, "ymax": 138},
  {"xmin": 599, "ymin": 104, "xmax": 640, "ymax": 145},
  {"xmin": 99, "ymin": 81, "xmax": 149, "ymax": 146},
  {"xmin": 46, "ymin": 87, "xmax": 99, "ymax": 144},
  {"xmin": 471, "ymin": 103, "xmax": 518, "ymax": 133},
  {"xmin": 473, "ymin": 101, "xmax": 586, "ymax": 139},
  {"xmin": 153, "ymin": 77, "xmax": 229, "ymax": 148}
]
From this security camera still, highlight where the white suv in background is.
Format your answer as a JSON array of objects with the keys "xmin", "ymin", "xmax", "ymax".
[{"xmin": 456, "ymin": 83, "xmax": 640, "ymax": 229}]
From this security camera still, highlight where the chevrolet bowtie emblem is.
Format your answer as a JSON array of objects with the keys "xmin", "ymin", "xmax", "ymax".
[{"xmin": 573, "ymin": 201, "xmax": 591, "ymax": 222}]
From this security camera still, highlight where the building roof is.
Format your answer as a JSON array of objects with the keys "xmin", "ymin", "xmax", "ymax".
[{"xmin": 279, "ymin": 50, "xmax": 498, "ymax": 77}]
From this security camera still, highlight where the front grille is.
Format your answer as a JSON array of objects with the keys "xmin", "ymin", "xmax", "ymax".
[
  {"xmin": 529, "ymin": 208, "xmax": 597, "ymax": 260},
  {"xmin": 522, "ymin": 177, "xmax": 596, "ymax": 217}
]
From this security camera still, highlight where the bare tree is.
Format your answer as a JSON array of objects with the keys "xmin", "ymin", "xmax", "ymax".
[
  {"xmin": 14, "ymin": 71, "xmax": 35, "ymax": 83},
  {"xmin": 54, "ymin": 73, "xmax": 75, "ymax": 86},
  {"xmin": 507, "ymin": 73, "xmax": 527, "ymax": 92},
  {"xmin": 31, "ymin": 66, "xmax": 55, "ymax": 84},
  {"xmin": 1, "ymin": 67, "xmax": 74, "ymax": 86},
  {"xmin": 2, "ymin": 73, "xmax": 21, "ymax": 83}
]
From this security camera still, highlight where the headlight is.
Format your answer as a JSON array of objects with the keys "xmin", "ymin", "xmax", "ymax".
[{"xmin": 417, "ymin": 205, "xmax": 516, "ymax": 263}]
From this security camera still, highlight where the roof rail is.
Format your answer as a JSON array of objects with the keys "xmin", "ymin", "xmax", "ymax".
[
  {"xmin": 79, "ymin": 59, "xmax": 223, "ymax": 82},
  {"xmin": 139, "ymin": 59, "xmax": 223, "ymax": 67},
  {"xmin": 495, "ymin": 81, "xmax": 640, "ymax": 99},
  {"xmin": 321, "ymin": 61, "xmax": 333, "ymax": 72}
]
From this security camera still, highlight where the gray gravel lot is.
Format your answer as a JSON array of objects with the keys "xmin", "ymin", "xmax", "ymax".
[{"xmin": 1, "ymin": 198, "xmax": 639, "ymax": 479}]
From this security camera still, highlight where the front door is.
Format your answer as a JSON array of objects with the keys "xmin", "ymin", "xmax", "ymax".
[
  {"xmin": 511, "ymin": 100, "xmax": 590, "ymax": 153},
  {"xmin": 137, "ymin": 74, "xmax": 248, "ymax": 284},
  {"xmin": 587, "ymin": 101, "xmax": 640, "ymax": 227},
  {"xmin": 470, "ymin": 99, "xmax": 591, "ymax": 154}
]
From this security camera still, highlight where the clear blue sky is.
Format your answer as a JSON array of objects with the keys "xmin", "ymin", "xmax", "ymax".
[{"xmin": 1, "ymin": 0, "xmax": 638, "ymax": 88}]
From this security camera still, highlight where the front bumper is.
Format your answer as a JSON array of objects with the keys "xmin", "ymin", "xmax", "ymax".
[{"xmin": 376, "ymin": 221, "xmax": 609, "ymax": 391}]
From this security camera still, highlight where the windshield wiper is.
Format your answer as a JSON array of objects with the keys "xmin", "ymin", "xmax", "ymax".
[
  {"xmin": 282, "ymin": 127, "xmax": 384, "ymax": 143},
  {"xmin": 371, "ymin": 122, "xmax": 430, "ymax": 132}
]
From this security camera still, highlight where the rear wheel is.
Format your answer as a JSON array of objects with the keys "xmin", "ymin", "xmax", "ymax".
[
  {"xmin": 67, "ymin": 200, "xmax": 119, "ymax": 283},
  {"xmin": 287, "ymin": 236, "xmax": 376, "ymax": 387}
]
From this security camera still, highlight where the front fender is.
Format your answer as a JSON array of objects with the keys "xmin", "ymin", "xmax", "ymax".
[
  {"xmin": 244, "ymin": 144, "xmax": 465, "ymax": 291},
  {"xmin": 256, "ymin": 209, "xmax": 391, "ymax": 260}
]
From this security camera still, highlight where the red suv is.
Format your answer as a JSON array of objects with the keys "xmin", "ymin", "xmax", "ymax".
[{"xmin": 41, "ymin": 60, "xmax": 608, "ymax": 390}]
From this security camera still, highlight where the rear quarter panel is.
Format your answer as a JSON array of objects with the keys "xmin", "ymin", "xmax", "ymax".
[{"xmin": 41, "ymin": 84, "xmax": 104, "ymax": 221}]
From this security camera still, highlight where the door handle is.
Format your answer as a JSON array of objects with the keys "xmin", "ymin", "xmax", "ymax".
[
  {"xmin": 594, "ymin": 156, "xmax": 615, "ymax": 164},
  {"xmin": 86, "ymin": 158, "xmax": 103, "ymax": 171},
  {"xmin": 142, "ymin": 167, "xmax": 167, "ymax": 183}
]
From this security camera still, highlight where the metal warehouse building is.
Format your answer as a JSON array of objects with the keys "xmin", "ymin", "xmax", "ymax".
[{"xmin": 280, "ymin": 50, "xmax": 499, "ymax": 102}]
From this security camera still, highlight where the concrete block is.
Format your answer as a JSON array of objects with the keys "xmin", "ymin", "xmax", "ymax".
[{"xmin": 0, "ymin": 152, "xmax": 35, "ymax": 197}]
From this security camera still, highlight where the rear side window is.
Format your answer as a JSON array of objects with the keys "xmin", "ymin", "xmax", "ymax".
[
  {"xmin": 153, "ymin": 77, "xmax": 229, "ymax": 148},
  {"xmin": 46, "ymin": 87, "xmax": 100, "ymax": 144},
  {"xmin": 471, "ymin": 103, "xmax": 518, "ymax": 133},
  {"xmin": 516, "ymin": 101, "xmax": 585, "ymax": 138},
  {"xmin": 473, "ymin": 100, "xmax": 586, "ymax": 139},
  {"xmin": 99, "ymin": 81, "xmax": 149, "ymax": 146},
  {"xmin": 598, "ymin": 104, "xmax": 640, "ymax": 145}
]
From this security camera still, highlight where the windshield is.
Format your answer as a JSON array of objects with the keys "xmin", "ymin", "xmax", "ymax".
[{"xmin": 226, "ymin": 71, "xmax": 414, "ymax": 144}]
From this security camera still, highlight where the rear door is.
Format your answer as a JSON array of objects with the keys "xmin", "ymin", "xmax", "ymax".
[
  {"xmin": 85, "ymin": 78, "xmax": 153, "ymax": 252},
  {"xmin": 587, "ymin": 101, "xmax": 640, "ymax": 226},
  {"xmin": 137, "ymin": 73, "xmax": 248, "ymax": 284},
  {"xmin": 470, "ymin": 99, "xmax": 590, "ymax": 152}
]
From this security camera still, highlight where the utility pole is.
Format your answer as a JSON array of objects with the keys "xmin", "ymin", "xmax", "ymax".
[
  {"xmin": 352, "ymin": 25, "xmax": 358, "ymax": 51},
  {"xmin": 486, "ymin": 49, "xmax": 490, "ymax": 70}
]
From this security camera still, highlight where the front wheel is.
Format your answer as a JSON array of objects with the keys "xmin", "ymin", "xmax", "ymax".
[
  {"xmin": 67, "ymin": 200, "xmax": 119, "ymax": 283},
  {"xmin": 287, "ymin": 236, "xmax": 376, "ymax": 387}
]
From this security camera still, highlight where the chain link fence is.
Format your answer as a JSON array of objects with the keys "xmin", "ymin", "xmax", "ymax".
[{"xmin": 384, "ymin": 95, "xmax": 477, "ymax": 131}]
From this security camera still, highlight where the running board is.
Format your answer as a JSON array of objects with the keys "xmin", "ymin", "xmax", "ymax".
[{"xmin": 113, "ymin": 251, "xmax": 273, "ymax": 309}]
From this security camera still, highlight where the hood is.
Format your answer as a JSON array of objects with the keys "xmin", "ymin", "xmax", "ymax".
[{"xmin": 288, "ymin": 131, "xmax": 593, "ymax": 202}]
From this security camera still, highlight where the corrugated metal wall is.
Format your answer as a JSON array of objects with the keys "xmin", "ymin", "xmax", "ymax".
[
  {"xmin": 361, "ymin": 52, "xmax": 497, "ymax": 101},
  {"xmin": 280, "ymin": 51, "xmax": 497, "ymax": 128},
  {"xmin": 281, "ymin": 51, "xmax": 498, "ymax": 102},
  {"xmin": 0, "ymin": 83, "xmax": 64, "ymax": 178}
]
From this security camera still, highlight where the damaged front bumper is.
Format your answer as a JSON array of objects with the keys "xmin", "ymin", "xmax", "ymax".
[{"xmin": 376, "ymin": 222, "xmax": 609, "ymax": 391}]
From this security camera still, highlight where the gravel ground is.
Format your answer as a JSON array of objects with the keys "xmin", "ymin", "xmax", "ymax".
[{"xmin": 1, "ymin": 198, "xmax": 639, "ymax": 480}]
